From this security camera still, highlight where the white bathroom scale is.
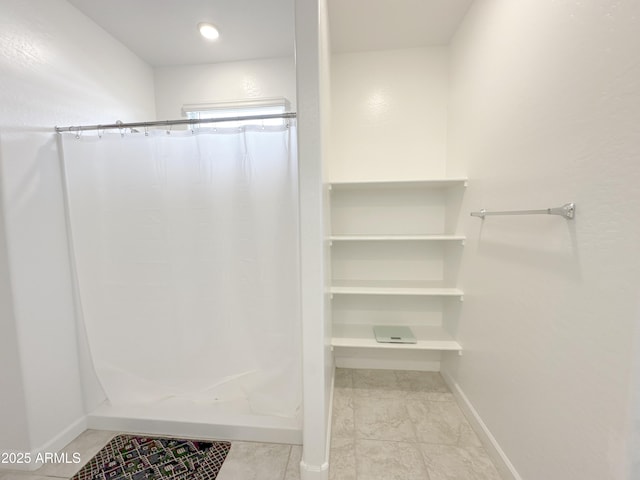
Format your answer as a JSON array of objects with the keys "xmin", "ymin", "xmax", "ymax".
[{"xmin": 373, "ymin": 326, "xmax": 417, "ymax": 344}]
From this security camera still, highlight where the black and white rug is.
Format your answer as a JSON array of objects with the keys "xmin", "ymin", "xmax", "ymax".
[{"xmin": 71, "ymin": 434, "xmax": 231, "ymax": 480}]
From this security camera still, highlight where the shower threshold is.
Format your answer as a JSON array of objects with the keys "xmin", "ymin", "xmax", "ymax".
[{"xmin": 86, "ymin": 399, "xmax": 302, "ymax": 445}]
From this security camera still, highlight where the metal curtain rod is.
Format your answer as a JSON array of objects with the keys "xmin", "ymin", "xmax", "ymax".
[
  {"xmin": 55, "ymin": 112, "xmax": 297, "ymax": 133},
  {"xmin": 470, "ymin": 203, "xmax": 576, "ymax": 220}
]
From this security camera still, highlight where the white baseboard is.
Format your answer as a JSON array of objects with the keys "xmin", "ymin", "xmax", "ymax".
[
  {"xmin": 300, "ymin": 459, "xmax": 329, "ymax": 480},
  {"xmin": 335, "ymin": 357, "xmax": 440, "ymax": 371},
  {"xmin": 440, "ymin": 371, "xmax": 522, "ymax": 480},
  {"xmin": 299, "ymin": 396, "xmax": 331, "ymax": 480},
  {"xmin": 299, "ymin": 365, "xmax": 334, "ymax": 480},
  {"xmin": 0, "ymin": 416, "xmax": 87, "ymax": 472},
  {"xmin": 334, "ymin": 349, "xmax": 442, "ymax": 371}
]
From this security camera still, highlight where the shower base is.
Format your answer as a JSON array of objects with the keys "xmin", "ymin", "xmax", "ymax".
[{"xmin": 86, "ymin": 399, "xmax": 302, "ymax": 445}]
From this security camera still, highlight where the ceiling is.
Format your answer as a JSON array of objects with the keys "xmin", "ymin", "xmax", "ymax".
[
  {"xmin": 68, "ymin": 0, "xmax": 473, "ymax": 67},
  {"xmin": 329, "ymin": 0, "xmax": 474, "ymax": 53},
  {"xmin": 68, "ymin": 0, "xmax": 296, "ymax": 67}
]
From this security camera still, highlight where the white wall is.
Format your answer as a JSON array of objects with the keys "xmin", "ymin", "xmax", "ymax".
[
  {"xmin": 444, "ymin": 1, "xmax": 640, "ymax": 479},
  {"xmin": 0, "ymin": 206, "xmax": 29, "ymax": 452},
  {"xmin": 0, "ymin": 0, "xmax": 155, "ymax": 458},
  {"xmin": 154, "ymin": 57, "xmax": 296, "ymax": 120},
  {"xmin": 327, "ymin": 47, "xmax": 453, "ymax": 372},
  {"xmin": 632, "ymin": 309, "xmax": 640, "ymax": 479},
  {"xmin": 329, "ymin": 47, "xmax": 448, "ymax": 182}
]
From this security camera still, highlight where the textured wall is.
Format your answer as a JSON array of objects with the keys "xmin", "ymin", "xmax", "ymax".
[
  {"xmin": 0, "ymin": 0, "xmax": 155, "ymax": 455},
  {"xmin": 0, "ymin": 191, "xmax": 28, "ymax": 452},
  {"xmin": 154, "ymin": 57, "xmax": 296, "ymax": 120},
  {"xmin": 445, "ymin": 0, "xmax": 640, "ymax": 478},
  {"xmin": 330, "ymin": 47, "xmax": 448, "ymax": 182}
]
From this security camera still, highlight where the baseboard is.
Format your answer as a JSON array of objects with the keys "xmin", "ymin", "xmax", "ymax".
[
  {"xmin": 334, "ymin": 348, "xmax": 441, "ymax": 371},
  {"xmin": 300, "ymin": 459, "xmax": 329, "ymax": 480},
  {"xmin": 440, "ymin": 371, "xmax": 522, "ymax": 480},
  {"xmin": 299, "ymin": 365, "xmax": 334, "ymax": 480},
  {"xmin": 335, "ymin": 357, "xmax": 440, "ymax": 371},
  {"xmin": 0, "ymin": 416, "xmax": 87, "ymax": 472}
]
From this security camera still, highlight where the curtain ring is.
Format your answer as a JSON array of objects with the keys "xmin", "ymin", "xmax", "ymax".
[{"xmin": 116, "ymin": 120, "xmax": 124, "ymax": 138}]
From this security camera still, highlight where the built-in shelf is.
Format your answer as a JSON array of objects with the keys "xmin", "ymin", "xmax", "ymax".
[
  {"xmin": 329, "ymin": 178, "xmax": 468, "ymax": 189},
  {"xmin": 329, "ymin": 177, "xmax": 467, "ymax": 367},
  {"xmin": 330, "ymin": 234, "xmax": 465, "ymax": 242},
  {"xmin": 331, "ymin": 324, "xmax": 461, "ymax": 351},
  {"xmin": 330, "ymin": 281, "xmax": 464, "ymax": 297}
]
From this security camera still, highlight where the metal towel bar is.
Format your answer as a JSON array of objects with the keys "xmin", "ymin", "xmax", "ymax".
[{"xmin": 470, "ymin": 203, "xmax": 575, "ymax": 220}]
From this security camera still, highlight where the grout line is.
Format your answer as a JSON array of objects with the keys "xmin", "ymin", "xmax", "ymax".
[
  {"xmin": 280, "ymin": 444, "xmax": 292, "ymax": 480},
  {"xmin": 397, "ymin": 369, "xmax": 432, "ymax": 480},
  {"xmin": 393, "ymin": 370, "xmax": 429, "ymax": 447},
  {"xmin": 352, "ymin": 436, "xmax": 358, "ymax": 480},
  {"xmin": 338, "ymin": 369, "xmax": 357, "ymax": 480},
  {"xmin": 351, "ymin": 380, "xmax": 358, "ymax": 480}
]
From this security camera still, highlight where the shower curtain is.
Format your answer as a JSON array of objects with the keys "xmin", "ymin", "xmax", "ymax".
[{"xmin": 60, "ymin": 125, "xmax": 300, "ymax": 418}]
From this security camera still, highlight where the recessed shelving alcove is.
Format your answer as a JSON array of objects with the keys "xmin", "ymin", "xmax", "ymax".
[{"xmin": 329, "ymin": 178, "xmax": 466, "ymax": 370}]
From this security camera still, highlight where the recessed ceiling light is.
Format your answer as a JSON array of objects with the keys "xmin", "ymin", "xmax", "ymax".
[{"xmin": 198, "ymin": 22, "xmax": 220, "ymax": 41}]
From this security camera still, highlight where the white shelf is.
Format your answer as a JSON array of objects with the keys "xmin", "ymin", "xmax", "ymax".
[
  {"xmin": 331, "ymin": 324, "xmax": 461, "ymax": 351},
  {"xmin": 328, "ymin": 177, "xmax": 467, "ymax": 368},
  {"xmin": 330, "ymin": 234, "xmax": 465, "ymax": 242},
  {"xmin": 330, "ymin": 178, "xmax": 467, "ymax": 189},
  {"xmin": 330, "ymin": 280, "xmax": 464, "ymax": 297}
]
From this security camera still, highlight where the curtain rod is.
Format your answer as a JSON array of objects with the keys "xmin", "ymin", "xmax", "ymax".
[{"xmin": 55, "ymin": 112, "xmax": 297, "ymax": 133}]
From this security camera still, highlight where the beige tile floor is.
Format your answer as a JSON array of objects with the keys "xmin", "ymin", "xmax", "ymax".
[
  {"xmin": 329, "ymin": 368, "xmax": 503, "ymax": 480},
  {"xmin": 0, "ymin": 368, "xmax": 501, "ymax": 480}
]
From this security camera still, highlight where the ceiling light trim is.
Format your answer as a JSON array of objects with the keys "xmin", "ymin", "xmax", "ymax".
[{"xmin": 198, "ymin": 22, "xmax": 220, "ymax": 41}]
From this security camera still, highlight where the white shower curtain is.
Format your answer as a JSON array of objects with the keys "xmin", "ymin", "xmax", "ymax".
[{"xmin": 60, "ymin": 125, "xmax": 300, "ymax": 418}]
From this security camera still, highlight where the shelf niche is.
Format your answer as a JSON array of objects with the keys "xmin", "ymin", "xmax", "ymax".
[{"xmin": 328, "ymin": 178, "xmax": 466, "ymax": 371}]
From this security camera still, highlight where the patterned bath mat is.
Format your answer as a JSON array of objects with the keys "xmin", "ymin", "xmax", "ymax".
[{"xmin": 71, "ymin": 435, "xmax": 231, "ymax": 480}]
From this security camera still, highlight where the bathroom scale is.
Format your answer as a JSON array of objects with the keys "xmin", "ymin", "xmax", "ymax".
[{"xmin": 373, "ymin": 325, "xmax": 417, "ymax": 344}]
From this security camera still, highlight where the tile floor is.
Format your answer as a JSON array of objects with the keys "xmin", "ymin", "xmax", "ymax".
[
  {"xmin": 0, "ymin": 430, "xmax": 302, "ymax": 480},
  {"xmin": 0, "ymin": 368, "xmax": 502, "ymax": 480},
  {"xmin": 329, "ymin": 368, "xmax": 503, "ymax": 480}
]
